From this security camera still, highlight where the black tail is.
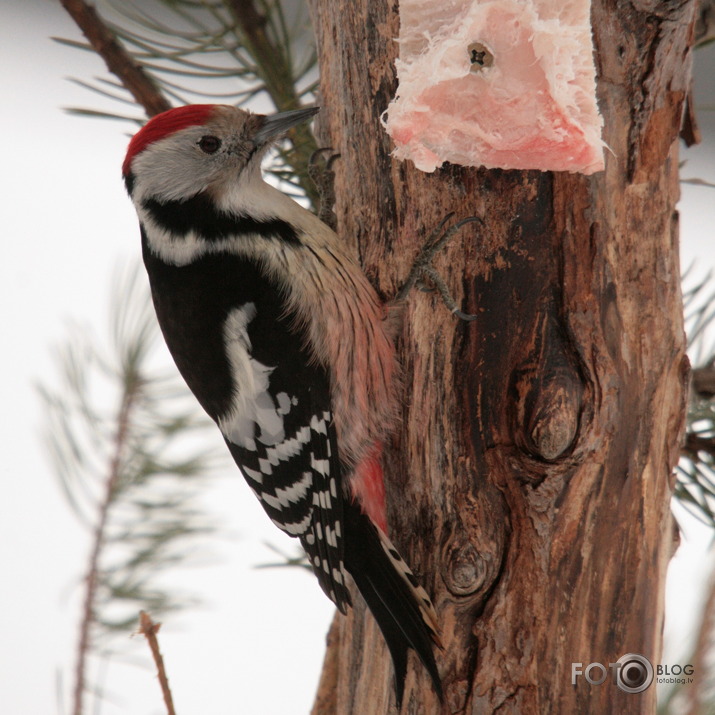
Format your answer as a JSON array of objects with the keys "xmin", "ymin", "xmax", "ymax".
[{"xmin": 343, "ymin": 503, "xmax": 442, "ymax": 706}]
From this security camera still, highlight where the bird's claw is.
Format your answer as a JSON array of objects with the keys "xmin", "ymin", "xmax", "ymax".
[
  {"xmin": 309, "ymin": 147, "xmax": 341, "ymax": 230},
  {"xmin": 397, "ymin": 214, "xmax": 481, "ymax": 322}
]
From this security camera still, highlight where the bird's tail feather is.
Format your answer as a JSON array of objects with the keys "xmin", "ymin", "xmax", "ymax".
[{"xmin": 343, "ymin": 504, "xmax": 442, "ymax": 706}]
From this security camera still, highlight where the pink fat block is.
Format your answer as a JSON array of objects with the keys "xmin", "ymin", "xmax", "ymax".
[{"xmin": 384, "ymin": 0, "xmax": 605, "ymax": 174}]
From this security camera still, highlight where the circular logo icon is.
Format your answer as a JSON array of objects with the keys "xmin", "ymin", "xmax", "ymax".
[{"xmin": 615, "ymin": 653, "xmax": 654, "ymax": 693}]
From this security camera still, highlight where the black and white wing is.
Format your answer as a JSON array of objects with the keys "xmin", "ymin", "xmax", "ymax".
[
  {"xmin": 142, "ymin": 240, "xmax": 350, "ymax": 611},
  {"xmin": 223, "ymin": 379, "xmax": 351, "ymax": 612}
]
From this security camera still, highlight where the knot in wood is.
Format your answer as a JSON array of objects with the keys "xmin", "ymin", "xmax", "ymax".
[
  {"xmin": 525, "ymin": 377, "xmax": 580, "ymax": 461},
  {"xmin": 510, "ymin": 310, "xmax": 584, "ymax": 464},
  {"xmin": 444, "ymin": 541, "xmax": 485, "ymax": 596}
]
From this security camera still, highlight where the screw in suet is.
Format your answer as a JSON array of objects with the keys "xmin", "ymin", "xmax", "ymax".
[{"xmin": 468, "ymin": 42, "xmax": 494, "ymax": 72}]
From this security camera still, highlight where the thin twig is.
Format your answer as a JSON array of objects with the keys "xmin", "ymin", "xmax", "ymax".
[
  {"xmin": 59, "ymin": 0, "xmax": 171, "ymax": 117},
  {"xmin": 139, "ymin": 611, "xmax": 177, "ymax": 715},
  {"xmin": 72, "ymin": 374, "xmax": 141, "ymax": 715}
]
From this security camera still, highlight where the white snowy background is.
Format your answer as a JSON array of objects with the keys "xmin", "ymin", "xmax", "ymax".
[{"xmin": 1, "ymin": 1, "xmax": 714, "ymax": 713}]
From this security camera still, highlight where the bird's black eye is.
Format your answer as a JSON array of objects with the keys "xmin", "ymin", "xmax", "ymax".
[{"xmin": 198, "ymin": 135, "xmax": 221, "ymax": 154}]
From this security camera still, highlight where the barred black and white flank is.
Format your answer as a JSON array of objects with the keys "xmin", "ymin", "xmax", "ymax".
[{"xmin": 122, "ymin": 104, "xmax": 441, "ymax": 704}]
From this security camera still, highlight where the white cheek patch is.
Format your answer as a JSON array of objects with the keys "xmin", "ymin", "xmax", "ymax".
[{"xmin": 218, "ymin": 302, "xmax": 288, "ymax": 448}]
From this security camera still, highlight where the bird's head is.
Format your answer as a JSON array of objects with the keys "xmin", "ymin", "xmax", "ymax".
[{"xmin": 122, "ymin": 104, "xmax": 318, "ymax": 203}]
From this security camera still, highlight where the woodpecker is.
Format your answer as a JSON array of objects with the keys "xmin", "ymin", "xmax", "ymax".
[{"xmin": 123, "ymin": 104, "xmax": 442, "ymax": 704}]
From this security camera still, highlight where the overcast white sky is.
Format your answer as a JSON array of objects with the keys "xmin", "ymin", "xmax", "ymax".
[{"xmin": 1, "ymin": 1, "xmax": 715, "ymax": 714}]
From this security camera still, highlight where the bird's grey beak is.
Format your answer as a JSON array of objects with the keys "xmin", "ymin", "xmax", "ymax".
[{"xmin": 253, "ymin": 107, "xmax": 319, "ymax": 145}]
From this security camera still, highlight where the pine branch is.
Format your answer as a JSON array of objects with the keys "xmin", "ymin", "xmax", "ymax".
[
  {"xmin": 227, "ymin": 0, "xmax": 299, "ymax": 108},
  {"xmin": 59, "ymin": 0, "xmax": 321, "ymax": 205},
  {"xmin": 59, "ymin": 0, "xmax": 171, "ymax": 117},
  {"xmin": 675, "ymin": 273, "xmax": 715, "ymax": 527},
  {"xmin": 226, "ymin": 0, "xmax": 319, "ymax": 204},
  {"xmin": 72, "ymin": 368, "xmax": 142, "ymax": 715},
  {"xmin": 41, "ymin": 265, "xmax": 221, "ymax": 714}
]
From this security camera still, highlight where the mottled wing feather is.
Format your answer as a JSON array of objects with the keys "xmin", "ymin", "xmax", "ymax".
[
  {"xmin": 298, "ymin": 407, "xmax": 350, "ymax": 612},
  {"xmin": 225, "ymin": 403, "xmax": 350, "ymax": 612},
  {"xmin": 143, "ymin": 236, "xmax": 352, "ymax": 612}
]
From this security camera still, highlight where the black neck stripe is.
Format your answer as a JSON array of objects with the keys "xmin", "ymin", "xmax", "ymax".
[{"xmin": 142, "ymin": 193, "xmax": 301, "ymax": 245}]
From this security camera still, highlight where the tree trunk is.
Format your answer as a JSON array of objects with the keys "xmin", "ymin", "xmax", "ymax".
[{"xmin": 307, "ymin": 1, "xmax": 693, "ymax": 712}]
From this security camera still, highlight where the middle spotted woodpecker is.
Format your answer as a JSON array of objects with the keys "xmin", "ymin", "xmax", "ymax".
[{"xmin": 122, "ymin": 104, "xmax": 442, "ymax": 703}]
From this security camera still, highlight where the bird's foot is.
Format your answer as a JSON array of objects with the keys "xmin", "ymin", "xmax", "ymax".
[
  {"xmin": 396, "ymin": 213, "xmax": 482, "ymax": 321},
  {"xmin": 308, "ymin": 147, "xmax": 340, "ymax": 231}
]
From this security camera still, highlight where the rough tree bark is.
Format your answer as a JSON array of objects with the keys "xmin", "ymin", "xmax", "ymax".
[{"xmin": 307, "ymin": 0, "xmax": 694, "ymax": 713}]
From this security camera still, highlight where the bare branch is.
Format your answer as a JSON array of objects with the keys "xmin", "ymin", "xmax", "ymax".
[
  {"xmin": 139, "ymin": 612, "xmax": 177, "ymax": 715},
  {"xmin": 59, "ymin": 0, "xmax": 170, "ymax": 117}
]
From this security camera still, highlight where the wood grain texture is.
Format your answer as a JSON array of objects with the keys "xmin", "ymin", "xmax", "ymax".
[{"xmin": 308, "ymin": 1, "xmax": 694, "ymax": 712}]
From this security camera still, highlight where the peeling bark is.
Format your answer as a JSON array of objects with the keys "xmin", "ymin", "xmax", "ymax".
[{"xmin": 307, "ymin": 1, "xmax": 693, "ymax": 712}]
